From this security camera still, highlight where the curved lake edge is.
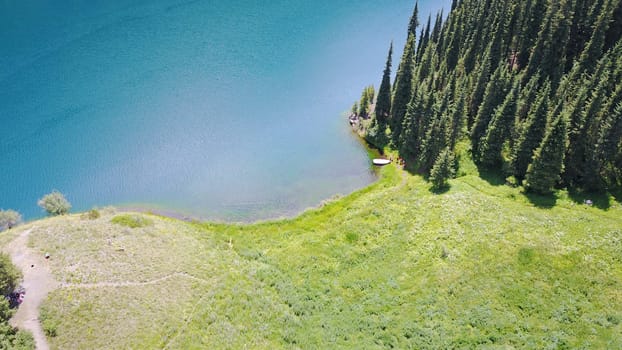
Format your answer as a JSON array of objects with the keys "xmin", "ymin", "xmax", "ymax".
[{"xmin": 112, "ymin": 123, "xmax": 383, "ymax": 225}]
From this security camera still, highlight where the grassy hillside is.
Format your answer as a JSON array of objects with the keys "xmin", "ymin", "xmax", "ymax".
[{"xmin": 8, "ymin": 162, "xmax": 622, "ymax": 349}]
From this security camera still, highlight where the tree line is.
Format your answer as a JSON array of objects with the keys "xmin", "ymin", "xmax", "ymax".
[{"xmin": 358, "ymin": 0, "xmax": 622, "ymax": 193}]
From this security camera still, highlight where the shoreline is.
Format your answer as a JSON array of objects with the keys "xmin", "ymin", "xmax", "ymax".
[
  {"xmin": 117, "ymin": 206, "xmax": 200, "ymax": 223},
  {"xmin": 11, "ymin": 116, "xmax": 380, "ymax": 228},
  {"xmin": 118, "ymin": 117, "xmax": 381, "ymax": 225}
]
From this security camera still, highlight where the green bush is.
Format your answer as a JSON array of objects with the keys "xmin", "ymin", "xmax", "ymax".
[
  {"xmin": 0, "ymin": 252, "xmax": 29, "ymax": 348},
  {"xmin": 345, "ymin": 232, "xmax": 359, "ymax": 243},
  {"xmin": 0, "ymin": 253, "xmax": 21, "ymax": 296},
  {"xmin": 0, "ymin": 209, "xmax": 22, "ymax": 231},
  {"xmin": 41, "ymin": 318, "xmax": 58, "ymax": 338},
  {"xmin": 12, "ymin": 330, "xmax": 36, "ymax": 349},
  {"xmin": 37, "ymin": 191, "xmax": 71, "ymax": 216},
  {"xmin": 39, "ymin": 308, "xmax": 58, "ymax": 338},
  {"xmin": 111, "ymin": 214, "xmax": 153, "ymax": 228}
]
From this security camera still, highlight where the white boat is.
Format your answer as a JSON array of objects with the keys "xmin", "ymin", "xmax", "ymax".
[{"xmin": 372, "ymin": 158, "xmax": 391, "ymax": 166}]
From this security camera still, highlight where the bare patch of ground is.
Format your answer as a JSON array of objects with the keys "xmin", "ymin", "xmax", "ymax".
[{"xmin": 5, "ymin": 227, "xmax": 58, "ymax": 350}]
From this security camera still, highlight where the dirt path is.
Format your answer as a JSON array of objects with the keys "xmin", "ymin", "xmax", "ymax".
[
  {"xmin": 4, "ymin": 227, "xmax": 210, "ymax": 350},
  {"xmin": 5, "ymin": 227, "xmax": 58, "ymax": 350},
  {"xmin": 59, "ymin": 272, "xmax": 210, "ymax": 289}
]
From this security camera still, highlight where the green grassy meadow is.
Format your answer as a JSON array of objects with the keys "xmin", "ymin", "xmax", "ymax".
[{"xmin": 10, "ymin": 161, "xmax": 622, "ymax": 349}]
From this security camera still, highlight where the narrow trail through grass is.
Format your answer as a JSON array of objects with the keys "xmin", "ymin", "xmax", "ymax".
[
  {"xmin": 5, "ymin": 227, "xmax": 56, "ymax": 350},
  {"xmin": 59, "ymin": 272, "xmax": 210, "ymax": 290},
  {"xmin": 161, "ymin": 290, "xmax": 212, "ymax": 350}
]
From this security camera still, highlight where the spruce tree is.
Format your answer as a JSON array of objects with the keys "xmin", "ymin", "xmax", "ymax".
[
  {"xmin": 563, "ymin": 84, "xmax": 591, "ymax": 186},
  {"xmin": 435, "ymin": 10, "xmax": 447, "ymax": 56},
  {"xmin": 503, "ymin": 2, "xmax": 521, "ymax": 62},
  {"xmin": 416, "ymin": 27, "xmax": 426, "ymax": 63},
  {"xmin": 487, "ymin": 5, "xmax": 508, "ymax": 71},
  {"xmin": 417, "ymin": 42, "xmax": 435, "ymax": 82},
  {"xmin": 479, "ymin": 81, "xmax": 520, "ymax": 167},
  {"xmin": 468, "ymin": 50, "xmax": 492, "ymax": 126},
  {"xmin": 417, "ymin": 15, "xmax": 432, "ymax": 63},
  {"xmin": 390, "ymin": 34, "xmax": 416, "ymax": 147},
  {"xmin": 525, "ymin": 115, "xmax": 568, "ymax": 194},
  {"xmin": 431, "ymin": 10, "xmax": 444, "ymax": 44},
  {"xmin": 517, "ymin": 0, "xmax": 547, "ymax": 68},
  {"xmin": 358, "ymin": 86, "xmax": 374, "ymax": 118},
  {"xmin": 374, "ymin": 43, "xmax": 393, "ymax": 125},
  {"xmin": 523, "ymin": 0, "xmax": 573, "ymax": 89},
  {"xmin": 576, "ymin": 0, "xmax": 614, "ymax": 75},
  {"xmin": 511, "ymin": 82, "xmax": 551, "ymax": 182},
  {"xmin": 516, "ymin": 73, "xmax": 541, "ymax": 124},
  {"xmin": 564, "ymin": 0, "xmax": 595, "ymax": 72},
  {"xmin": 580, "ymin": 82, "xmax": 610, "ymax": 190},
  {"xmin": 600, "ymin": 102, "xmax": 622, "ymax": 183},
  {"xmin": 399, "ymin": 86, "xmax": 426, "ymax": 158},
  {"xmin": 408, "ymin": 2, "xmax": 420, "ymax": 37},
  {"xmin": 448, "ymin": 92, "xmax": 467, "ymax": 149},
  {"xmin": 444, "ymin": 18, "xmax": 462, "ymax": 70},
  {"xmin": 599, "ymin": 98, "xmax": 622, "ymax": 179},
  {"xmin": 451, "ymin": 0, "xmax": 459, "ymax": 12},
  {"xmin": 470, "ymin": 64, "xmax": 511, "ymax": 156},
  {"xmin": 605, "ymin": 0, "xmax": 622, "ymax": 50},
  {"xmin": 399, "ymin": 105, "xmax": 419, "ymax": 158},
  {"xmin": 416, "ymin": 88, "xmax": 436, "ymax": 154},
  {"xmin": 418, "ymin": 112, "xmax": 449, "ymax": 174},
  {"xmin": 365, "ymin": 120, "xmax": 388, "ymax": 150},
  {"xmin": 430, "ymin": 147, "xmax": 456, "ymax": 190}
]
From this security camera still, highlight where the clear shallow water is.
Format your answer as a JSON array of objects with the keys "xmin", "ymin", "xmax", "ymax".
[{"xmin": 1, "ymin": 0, "xmax": 450, "ymax": 222}]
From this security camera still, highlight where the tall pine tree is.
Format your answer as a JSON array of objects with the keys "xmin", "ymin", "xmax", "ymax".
[
  {"xmin": 525, "ymin": 115, "xmax": 568, "ymax": 193},
  {"xmin": 408, "ymin": 2, "xmax": 420, "ymax": 37},
  {"xmin": 511, "ymin": 82, "xmax": 551, "ymax": 181},
  {"xmin": 374, "ymin": 43, "xmax": 393, "ymax": 126},
  {"xmin": 390, "ymin": 33, "xmax": 417, "ymax": 147},
  {"xmin": 470, "ymin": 64, "xmax": 511, "ymax": 156},
  {"xmin": 479, "ymin": 81, "xmax": 520, "ymax": 167}
]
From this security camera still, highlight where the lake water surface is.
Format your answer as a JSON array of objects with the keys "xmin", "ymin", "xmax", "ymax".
[{"xmin": 1, "ymin": 0, "xmax": 450, "ymax": 221}]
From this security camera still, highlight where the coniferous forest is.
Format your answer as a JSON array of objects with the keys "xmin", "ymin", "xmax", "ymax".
[{"xmin": 359, "ymin": 0, "xmax": 622, "ymax": 194}]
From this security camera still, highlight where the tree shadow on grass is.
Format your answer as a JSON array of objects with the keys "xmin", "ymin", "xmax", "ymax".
[
  {"xmin": 401, "ymin": 157, "xmax": 419, "ymax": 176},
  {"xmin": 429, "ymin": 185, "xmax": 450, "ymax": 195},
  {"xmin": 476, "ymin": 165, "xmax": 507, "ymax": 186},
  {"xmin": 523, "ymin": 191, "xmax": 557, "ymax": 209},
  {"xmin": 567, "ymin": 188, "xmax": 612, "ymax": 210}
]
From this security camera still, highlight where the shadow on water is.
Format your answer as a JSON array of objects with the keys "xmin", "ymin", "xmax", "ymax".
[
  {"xmin": 567, "ymin": 188, "xmax": 612, "ymax": 210},
  {"xmin": 523, "ymin": 191, "xmax": 558, "ymax": 209}
]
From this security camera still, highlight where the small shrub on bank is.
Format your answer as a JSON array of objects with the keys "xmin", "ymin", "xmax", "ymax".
[
  {"xmin": 0, "ymin": 253, "xmax": 21, "ymax": 295},
  {"xmin": 40, "ymin": 308, "xmax": 59, "ymax": 338},
  {"xmin": 81, "ymin": 209, "xmax": 101, "ymax": 220},
  {"xmin": 42, "ymin": 318, "xmax": 58, "ymax": 337},
  {"xmin": 111, "ymin": 214, "xmax": 153, "ymax": 228},
  {"xmin": 38, "ymin": 191, "xmax": 71, "ymax": 216},
  {"xmin": 0, "ymin": 209, "xmax": 22, "ymax": 231},
  {"xmin": 12, "ymin": 330, "xmax": 35, "ymax": 349}
]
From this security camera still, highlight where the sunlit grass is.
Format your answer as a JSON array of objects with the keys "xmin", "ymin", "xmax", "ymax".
[{"xmin": 10, "ymin": 162, "xmax": 622, "ymax": 349}]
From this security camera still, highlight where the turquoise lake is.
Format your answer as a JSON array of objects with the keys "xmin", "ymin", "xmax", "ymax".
[{"xmin": 1, "ymin": 0, "xmax": 450, "ymax": 222}]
